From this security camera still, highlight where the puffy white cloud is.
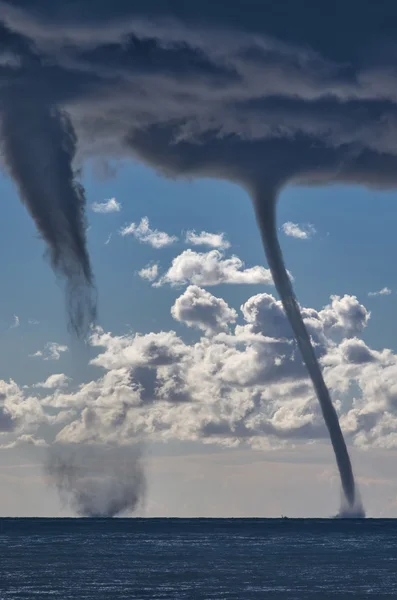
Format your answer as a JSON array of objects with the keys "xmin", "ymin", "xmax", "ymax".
[
  {"xmin": 91, "ymin": 198, "xmax": 121, "ymax": 213},
  {"xmin": 282, "ymin": 222, "xmax": 316, "ymax": 240},
  {"xmin": 44, "ymin": 343, "xmax": 69, "ymax": 361},
  {"xmin": 241, "ymin": 293, "xmax": 293, "ymax": 339},
  {"xmin": 89, "ymin": 328, "xmax": 186, "ymax": 371},
  {"xmin": 120, "ymin": 217, "xmax": 177, "ymax": 248},
  {"xmin": 368, "ymin": 287, "xmax": 392, "ymax": 297},
  {"xmin": 33, "ymin": 374, "xmax": 70, "ymax": 389},
  {"xmin": 185, "ymin": 230, "xmax": 230, "ymax": 250},
  {"xmin": 4, "ymin": 287, "xmax": 397, "ymax": 453},
  {"xmin": 156, "ymin": 249, "xmax": 274, "ymax": 287},
  {"xmin": 319, "ymin": 295, "xmax": 370, "ymax": 338},
  {"xmin": 171, "ymin": 286, "xmax": 237, "ymax": 334},
  {"xmin": 30, "ymin": 342, "xmax": 69, "ymax": 361},
  {"xmin": 0, "ymin": 379, "xmax": 49, "ymax": 434},
  {"xmin": 0, "ymin": 380, "xmax": 18, "ymax": 432},
  {"xmin": 138, "ymin": 263, "xmax": 159, "ymax": 282}
]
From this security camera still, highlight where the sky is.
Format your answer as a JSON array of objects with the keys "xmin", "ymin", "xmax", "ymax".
[
  {"xmin": 3, "ymin": 0, "xmax": 397, "ymax": 517},
  {"xmin": 2, "ymin": 161, "xmax": 397, "ymax": 517}
]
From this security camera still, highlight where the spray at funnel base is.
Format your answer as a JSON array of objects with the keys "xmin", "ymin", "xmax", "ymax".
[
  {"xmin": 45, "ymin": 444, "xmax": 146, "ymax": 517},
  {"xmin": 253, "ymin": 191, "xmax": 364, "ymax": 516}
]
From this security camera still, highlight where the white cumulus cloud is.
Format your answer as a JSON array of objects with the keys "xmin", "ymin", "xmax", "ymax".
[
  {"xmin": 45, "ymin": 290, "xmax": 377, "ymax": 449},
  {"xmin": 282, "ymin": 222, "xmax": 316, "ymax": 240},
  {"xmin": 368, "ymin": 287, "xmax": 392, "ymax": 297},
  {"xmin": 138, "ymin": 263, "xmax": 159, "ymax": 282},
  {"xmin": 120, "ymin": 217, "xmax": 177, "ymax": 248},
  {"xmin": 91, "ymin": 198, "xmax": 121, "ymax": 213},
  {"xmin": 4, "ymin": 285, "xmax": 397, "ymax": 457},
  {"xmin": 319, "ymin": 295, "xmax": 370, "ymax": 338},
  {"xmin": 33, "ymin": 374, "xmax": 70, "ymax": 389},
  {"xmin": 185, "ymin": 230, "xmax": 230, "ymax": 250},
  {"xmin": 30, "ymin": 342, "xmax": 69, "ymax": 361},
  {"xmin": 156, "ymin": 249, "xmax": 274, "ymax": 287},
  {"xmin": 171, "ymin": 286, "xmax": 237, "ymax": 334}
]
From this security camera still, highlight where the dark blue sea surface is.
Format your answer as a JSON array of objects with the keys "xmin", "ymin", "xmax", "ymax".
[{"xmin": 1, "ymin": 518, "xmax": 396, "ymax": 598}]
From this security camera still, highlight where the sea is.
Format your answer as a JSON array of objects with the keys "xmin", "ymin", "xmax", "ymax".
[{"xmin": 0, "ymin": 518, "xmax": 396, "ymax": 599}]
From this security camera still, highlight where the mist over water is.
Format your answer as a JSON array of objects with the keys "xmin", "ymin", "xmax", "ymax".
[{"xmin": 45, "ymin": 445, "xmax": 146, "ymax": 517}]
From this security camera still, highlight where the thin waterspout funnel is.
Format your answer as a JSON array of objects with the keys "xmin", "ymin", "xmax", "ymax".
[{"xmin": 253, "ymin": 190, "xmax": 360, "ymax": 512}]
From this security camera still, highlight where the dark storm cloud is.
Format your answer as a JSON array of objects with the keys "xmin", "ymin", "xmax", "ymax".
[
  {"xmin": 3, "ymin": 2, "xmax": 397, "ymax": 181},
  {"xmin": 0, "ymin": 0, "xmax": 393, "ymax": 513}
]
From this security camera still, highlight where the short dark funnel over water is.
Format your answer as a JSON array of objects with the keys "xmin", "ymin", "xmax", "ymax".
[
  {"xmin": 46, "ymin": 445, "xmax": 146, "ymax": 517},
  {"xmin": 254, "ymin": 193, "xmax": 363, "ymax": 516}
]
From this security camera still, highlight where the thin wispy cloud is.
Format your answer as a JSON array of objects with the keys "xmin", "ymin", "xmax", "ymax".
[
  {"xmin": 368, "ymin": 287, "xmax": 392, "ymax": 297},
  {"xmin": 185, "ymin": 230, "xmax": 230, "ymax": 250},
  {"xmin": 10, "ymin": 315, "xmax": 20, "ymax": 329},
  {"xmin": 30, "ymin": 342, "xmax": 69, "ymax": 361},
  {"xmin": 0, "ymin": 435, "xmax": 48, "ymax": 450},
  {"xmin": 120, "ymin": 217, "xmax": 178, "ymax": 248},
  {"xmin": 91, "ymin": 198, "xmax": 121, "ymax": 214},
  {"xmin": 282, "ymin": 222, "xmax": 316, "ymax": 240},
  {"xmin": 105, "ymin": 233, "xmax": 112, "ymax": 245}
]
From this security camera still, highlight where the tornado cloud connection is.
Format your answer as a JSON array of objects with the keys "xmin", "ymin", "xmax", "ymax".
[{"xmin": 254, "ymin": 192, "xmax": 362, "ymax": 516}]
